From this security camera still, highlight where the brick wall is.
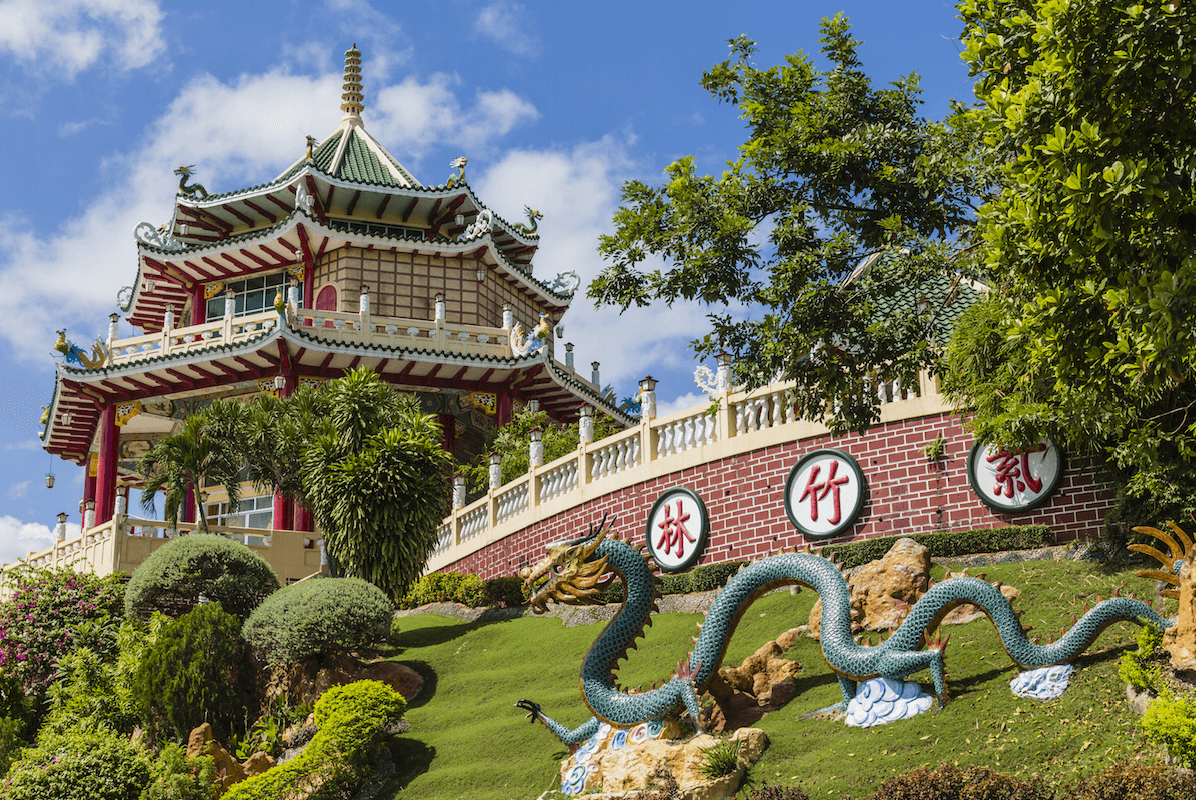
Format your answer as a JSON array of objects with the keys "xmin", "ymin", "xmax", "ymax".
[{"xmin": 439, "ymin": 411, "xmax": 1115, "ymax": 580}]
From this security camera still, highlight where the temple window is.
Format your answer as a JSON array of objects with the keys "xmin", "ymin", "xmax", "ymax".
[
  {"xmin": 205, "ymin": 272, "xmax": 302, "ymax": 321},
  {"xmin": 205, "ymin": 494, "xmax": 274, "ymax": 530}
]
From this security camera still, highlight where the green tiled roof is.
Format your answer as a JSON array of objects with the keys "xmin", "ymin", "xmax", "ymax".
[
  {"xmin": 862, "ymin": 250, "xmax": 984, "ymax": 343},
  {"xmin": 341, "ymin": 130, "xmax": 397, "ymax": 184},
  {"xmin": 312, "ymin": 132, "xmax": 343, "ymax": 172}
]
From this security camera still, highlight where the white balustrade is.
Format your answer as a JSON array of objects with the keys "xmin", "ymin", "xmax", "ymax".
[
  {"xmin": 590, "ymin": 434, "xmax": 640, "ymax": 481},
  {"xmin": 540, "ymin": 461, "xmax": 578, "ymax": 503},
  {"xmin": 433, "ymin": 523, "xmax": 453, "ymax": 555},
  {"xmin": 459, "ymin": 505, "xmax": 488, "ymax": 542},
  {"xmin": 495, "ymin": 482, "xmax": 529, "ymax": 524},
  {"xmin": 658, "ymin": 410, "xmax": 717, "ymax": 457}
]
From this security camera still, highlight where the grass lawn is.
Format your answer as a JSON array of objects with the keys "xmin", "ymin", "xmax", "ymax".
[{"xmin": 378, "ymin": 558, "xmax": 1176, "ymax": 800}]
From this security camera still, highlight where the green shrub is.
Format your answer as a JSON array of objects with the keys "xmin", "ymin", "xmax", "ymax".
[
  {"xmin": 0, "ymin": 565, "xmax": 124, "ymax": 694},
  {"xmin": 140, "ymin": 742, "xmax": 218, "ymax": 800},
  {"xmin": 221, "ymin": 680, "xmax": 406, "ymax": 800},
  {"xmin": 455, "ymin": 574, "xmax": 486, "ymax": 607},
  {"xmin": 1068, "ymin": 761, "xmax": 1196, "ymax": 800},
  {"xmin": 124, "ymin": 534, "xmax": 280, "ymax": 621},
  {"xmin": 0, "ymin": 713, "xmax": 27, "ymax": 780},
  {"xmin": 242, "ymin": 578, "xmax": 392, "ymax": 665},
  {"xmin": 400, "ymin": 572, "xmax": 463, "ymax": 607},
  {"xmin": 738, "ymin": 783, "xmax": 811, "ymax": 800},
  {"xmin": 1140, "ymin": 693, "xmax": 1196, "ymax": 769},
  {"xmin": 1, "ymin": 728, "xmax": 153, "ymax": 800},
  {"xmin": 1119, "ymin": 621, "xmax": 1166, "ymax": 695},
  {"xmin": 688, "ymin": 561, "xmax": 746, "ymax": 592},
  {"xmin": 132, "ymin": 602, "xmax": 250, "ymax": 743},
  {"xmin": 868, "ymin": 762, "xmax": 1051, "ymax": 800},
  {"xmin": 659, "ymin": 571, "xmax": 692, "ymax": 595},
  {"xmin": 825, "ymin": 525, "xmax": 1054, "ymax": 570},
  {"xmin": 483, "ymin": 576, "xmax": 525, "ymax": 607}
]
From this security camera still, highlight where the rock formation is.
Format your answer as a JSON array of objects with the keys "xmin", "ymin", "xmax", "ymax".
[
  {"xmin": 704, "ymin": 629, "xmax": 803, "ymax": 732},
  {"xmin": 185, "ymin": 722, "xmax": 275, "ymax": 792},
  {"xmin": 807, "ymin": 538, "xmax": 1020, "ymax": 637}
]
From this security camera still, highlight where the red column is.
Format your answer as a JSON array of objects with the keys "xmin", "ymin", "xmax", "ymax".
[
  {"xmin": 273, "ymin": 493, "xmax": 294, "ymax": 531},
  {"xmin": 497, "ymin": 389, "xmax": 513, "ymax": 428},
  {"xmin": 94, "ymin": 406, "xmax": 119, "ymax": 524},
  {"xmin": 82, "ymin": 466, "xmax": 97, "ymax": 509},
  {"xmin": 192, "ymin": 285, "xmax": 206, "ymax": 325},
  {"xmin": 439, "ymin": 413, "xmax": 456, "ymax": 458},
  {"xmin": 293, "ymin": 500, "xmax": 313, "ymax": 533},
  {"xmin": 303, "ymin": 261, "xmax": 315, "ymax": 313},
  {"xmin": 183, "ymin": 486, "xmax": 196, "ymax": 523}
]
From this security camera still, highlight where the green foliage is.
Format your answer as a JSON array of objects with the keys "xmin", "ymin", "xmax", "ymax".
[
  {"xmin": 736, "ymin": 784, "xmax": 810, "ymax": 800},
  {"xmin": 0, "ymin": 713, "xmax": 27, "ymax": 780},
  {"xmin": 1, "ymin": 728, "xmax": 153, "ymax": 800},
  {"xmin": 131, "ymin": 602, "xmax": 250, "ymax": 743},
  {"xmin": 242, "ymin": 577, "xmax": 392, "ymax": 665},
  {"xmin": 0, "ymin": 565, "xmax": 124, "ymax": 694},
  {"xmin": 301, "ymin": 367, "xmax": 452, "ymax": 601},
  {"xmin": 688, "ymin": 561, "xmax": 745, "ymax": 592},
  {"xmin": 138, "ymin": 400, "xmax": 245, "ymax": 534},
  {"xmin": 458, "ymin": 406, "xmax": 618, "ymax": 491},
  {"xmin": 123, "ymin": 534, "xmax": 279, "ymax": 621},
  {"xmin": 693, "ymin": 736, "xmax": 740, "ymax": 780},
  {"xmin": 868, "ymin": 762, "xmax": 1051, "ymax": 800},
  {"xmin": 139, "ymin": 742, "xmax": 218, "ymax": 800},
  {"xmin": 1140, "ymin": 694, "xmax": 1196, "ymax": 770},
  {"xmin": 1068, "ymin": 762, "xmax": 1196, "ymax": 800},
  {"xmin": 591, "ymin": 16, "xmax": 989, "ymax": 435},
  {"xmin": 1118, "ymin": 621, "xmax": 1166, "ymax": 695},
  {"xmin": 221, "ymin": 680, "xmax": 406, "ymax": 800},
  {"xmin": 948, "ymin": 0, "xmax": 1196, "ymax": 513},
  {"xmin": 824, "ymin": 525, "xmax": 1053, "ymax": 570},
  {"xmin": 399, "ymin": 572, "xmax": 527, "ymax": 609}
]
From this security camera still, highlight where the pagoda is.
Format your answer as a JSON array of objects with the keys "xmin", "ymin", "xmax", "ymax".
[{"xmin": 40, "ymin": 45, "xmax": 630, "ymax": 536}]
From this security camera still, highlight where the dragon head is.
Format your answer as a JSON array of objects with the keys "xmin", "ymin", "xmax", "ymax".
[
  {"xmin": 173, "ymin": 165, "xmax": 195, "ymax": 178},
  {"xmin": 520, "ymin": 517, "xmax": 615, "ymax": 614}
]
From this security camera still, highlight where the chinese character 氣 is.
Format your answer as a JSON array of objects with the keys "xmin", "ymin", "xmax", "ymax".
[{"xmin": 987, "ymin": 443, "xmax": 1047, "ymax": 497}]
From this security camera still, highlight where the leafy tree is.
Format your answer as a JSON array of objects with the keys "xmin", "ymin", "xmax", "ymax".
[
  {"xmin": 946, "ymin": 0, "xmax": 1196, "ymax": 525},
  {"xmin": 590, "ymin": 15, "xmax": 990, "ymax": 434},
  {"xmin": 137, "ymin": 399, "xmax": 245, "ymax": 534},
  {"xmin": 301, "ymin": 367, "xmax": 452, "ymax": 600},
  {"xmin": 459, "ymin": 406, "xmax": 618, "ymax": 491},
  {"xmin": 238, "ymin": 387, "xmax": 322, "ymax": 504}
]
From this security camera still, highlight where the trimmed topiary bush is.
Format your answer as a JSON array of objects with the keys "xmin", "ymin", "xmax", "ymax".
[
  {"xmin": 132, "ymin": 602, "xmax": 251, "ymax": 743},
  {"xmin": 221, "ymin": 680, "xmax": 406, "ymax": 800},
  {"xmin": 124, "ymin": 534, "xmax": 280, "ymax": 620},
  {"xmin": 1, "ymin": 728, "xmax": 153, "ymax": 800},
  {"xmin": 242, "ymin": 577, "xmax": 392, "ymax": 665},
  {"xmin": 824, "ymin": 525, "xmax": 1054, "ymax": 570}
]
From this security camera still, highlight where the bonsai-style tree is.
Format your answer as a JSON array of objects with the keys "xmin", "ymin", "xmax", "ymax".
[{"xmin": 137, "ymin": 399, "xmax": 245, "ymax": 534}]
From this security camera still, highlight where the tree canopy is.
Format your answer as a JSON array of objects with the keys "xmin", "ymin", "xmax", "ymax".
[
  {"xmin": 945, "ymin": 0, "xmax": 1196, "ymax": 524},
  {"xmin": 300, "ymin": 367, "xmax": 452, "ymax": 600},
  {"xmin": 590, "ymin": 15, "xmax": 991, "ymax": 434}
]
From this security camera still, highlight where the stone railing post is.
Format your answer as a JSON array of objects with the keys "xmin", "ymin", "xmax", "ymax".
[
  {"xmin": 359, "ymin": 285, "xmax": 371, "ymax": 338},
  {"xmin": 639, "ymin": 375, "xmax": 658, "ymax": 464},
  {"xmin": 107, "ymin": 313, "xmax": 120, "ymax": 350},
  {"xmin": 452, "ymin": 475, "xmax": 466, "ymax": 510},
  {"xmin": 434, "ymin": 293, "xmax": 447, "ymax": 348},
  {"xmin": 591, "ymin": 361, "xmax": 601, "ymax": 389},
  {"xmin": 716, "ymin": 350, "xmax": 734, "ymax": 439},
  {"xmin": 577, "ymin": 406, "xmax": 593, "ymax": 486},
  {"xmin": 564, "ymin": 342, "xmax": 574, "ymax": 371},
  {"xmin": 487, "ymin": 453, "xmax": 501, "ymax": 529}
]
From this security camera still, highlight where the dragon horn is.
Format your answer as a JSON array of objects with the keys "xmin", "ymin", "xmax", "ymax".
[{"xmin": 1167, "ymin": 520, "xmax": 1194, "ymax": 552}]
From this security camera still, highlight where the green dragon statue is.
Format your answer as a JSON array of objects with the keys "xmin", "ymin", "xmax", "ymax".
[
  {"xmin": 515, "ymin": 518, "xmax": 1172, "ymax": 745},
  {"xmin": 173, "ymin": 165, "xmax": 209, "ymax": 199},
  {"xmin": 512, "ymin": 205, "xmax": 543, "ymax": 235}
]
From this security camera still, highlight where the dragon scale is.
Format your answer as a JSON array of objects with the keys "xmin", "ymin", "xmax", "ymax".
[{"xmin": 517, "ymin": 526, "xmax": 1172, "ymax": 744}]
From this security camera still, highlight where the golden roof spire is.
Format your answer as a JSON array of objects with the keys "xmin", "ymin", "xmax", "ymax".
[{"xmin": 340, "ymin": 43, "xmax": 364, "ymax": 118}]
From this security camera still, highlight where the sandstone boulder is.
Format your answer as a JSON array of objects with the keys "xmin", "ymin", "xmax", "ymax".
[
  {"xmin": 564, "ymin": 727, "xmax": 768, "ymax": 800},
  {"xmin": 185, "ymin": 723, "xmax": 276, "ymax": 792},
  {"xmin": 1163, "ymin": 561, "xmax": 1196, "ymax": 671},
  {"xmin": 705, "ymin": 628, "xmax": 803, "ymax": 732},
  {"xmin": 807, "ymin": 538, "xmax": 1022, "ymax": 637},
  {"xmin": 266, "ymin": 650, "xmax": 422, "ymax": 708}
]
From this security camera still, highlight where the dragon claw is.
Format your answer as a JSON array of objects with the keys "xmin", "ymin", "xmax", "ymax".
[{"xmin": 515, "ymin": 699, "xmax": 542, "ymax": 723}]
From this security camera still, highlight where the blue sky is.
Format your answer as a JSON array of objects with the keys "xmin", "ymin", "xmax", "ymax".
[{"xmin": 0, "ymin": 0, "xmax": 976, "ymax": 563}]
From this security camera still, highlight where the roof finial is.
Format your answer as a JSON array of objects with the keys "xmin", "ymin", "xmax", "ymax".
[{"xmin": 341, "ymin": 43, "xmax": 364, "ymax": 118}]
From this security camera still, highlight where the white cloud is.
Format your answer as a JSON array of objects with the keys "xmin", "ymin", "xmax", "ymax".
[
  {"xmin": 8, "ymin": 481, "xmax": 30, "ymax": 500},
  {"xmin": 473, "ymin": 2, "xmax": 540, "ymax": 57},
  {"xmin": 370, "ymin": 76, "xmax": 538, "ymax": 159},
  {"xmin": 472, "ymin": 135, "xmax": 713, "ymax": 395},
  {"xmin": 657, "ymin": 392, "xmax": 709, "ymax": 418},
  {"xmin": 0, "ymin": 63, "xmax": 538, "ymax": 361},
  {"xmin": 0, "ymin": 515, "xmax": 53, "ymax": 567},
  {"xmin": 4, "ymin": 440, "xmax": 40, "ymax": 451},
  {"xmin": 0, "ymin": 0, "xmax": 166, "ymax": 80}
]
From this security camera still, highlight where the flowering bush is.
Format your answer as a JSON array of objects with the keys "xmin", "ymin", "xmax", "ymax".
[
  {"xmin": 0, "ymin": 566, "xmax": 124, "ymax": 695},
  {"xmin": 1, "ymin": 728, "xmax": 153, "ymax": 800}
]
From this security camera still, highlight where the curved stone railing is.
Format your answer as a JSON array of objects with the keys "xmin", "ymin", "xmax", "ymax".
[{"xmin": 427, "ymin": 370, "xmax": 943, "ymax": 573}]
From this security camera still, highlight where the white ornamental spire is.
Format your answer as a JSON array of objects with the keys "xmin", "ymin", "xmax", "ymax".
[{"xmin": 340, "ymin": 44, "xmax": 364, "ymax": 118}]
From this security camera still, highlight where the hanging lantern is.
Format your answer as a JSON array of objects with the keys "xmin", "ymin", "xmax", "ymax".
[{"xmin": 45, "ymin": 472, "xmax": 55, "ymax": 489}]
